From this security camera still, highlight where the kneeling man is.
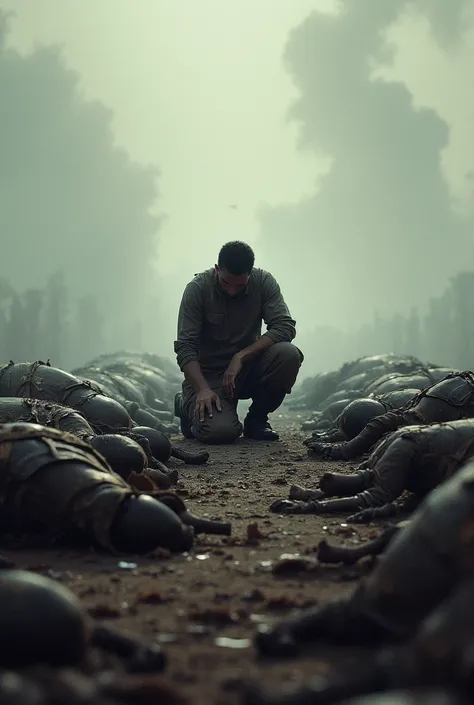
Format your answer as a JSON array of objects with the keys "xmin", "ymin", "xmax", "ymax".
[{"xmin": 173, "ymin": 241, "xmax": 303, "ymax": 444}]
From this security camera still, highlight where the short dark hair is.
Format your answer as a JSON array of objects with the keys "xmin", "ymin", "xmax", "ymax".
[{"xmin": 217, "ymin": 241, "xmax": 255, "ymax": 275}]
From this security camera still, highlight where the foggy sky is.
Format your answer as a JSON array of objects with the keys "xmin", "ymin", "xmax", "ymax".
[
  {"xmin": 0, "ymin": 13, "xmax": 161, "ymax": 354},
  {"xmin": 259, "ymin": 0, "xmax": 474, "ymax": 337},
  {"xmin": 0, "ymin": 0, "xmax": 324, "ymax": 350},
  {"xmin": 1, "ymin": 0, "xmax": 473, "ymax": 360}
]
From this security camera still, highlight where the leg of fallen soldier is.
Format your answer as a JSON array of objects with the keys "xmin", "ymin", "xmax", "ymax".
[
  {"xmin": 181, "ymin": 376, "xmax": 243, "ymax": 445},
  {"xmin": 239, "ymin": 342, "xmax": 303, "ymax": 440},
  {"xmin": 270, "ymin": 437, "xmax": 418, "ymax": 516}
]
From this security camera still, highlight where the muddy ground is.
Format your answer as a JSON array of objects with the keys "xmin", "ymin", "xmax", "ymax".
[{"xmin": 3, "ymin": 411, "xmax": 382, "ymax": 705}]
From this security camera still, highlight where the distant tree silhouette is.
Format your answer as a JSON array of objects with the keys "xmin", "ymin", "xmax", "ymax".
[
  {"xmin": 0, "ymin": 276, "xmax": 13, "ymax": 361},
  {"xmin": 450, "ymin": 271, "xmax": 474, "ymax": 369},
  {"xmin": 6, "ymin": 293, "xmax": 25, "ymax": 360},
  {"xmin": 297, "ymin": 269, "xmax": 474, "ymax": 375},
  {"xmin": 406, "ymin": 307, "xmax": 421, "ymax": 359},
  {"xmin": 0, "ymin": 10, "xmax": 162, "ymax": 352},
  {"xmin": 258, "ymin": 1, "xmax": 474, "ymax": 332},
  {"xmin": 0, "ymin": 267, "xmax": 472, "ymax": 374},
  {"xmin": 72, "ymin": 293, "xmax": 104, "ymax": 368},
  {"xmin": 42, "ymin": 271, "xmax": 69, "ymax": 366},
  {"xmin": 22, "ymin": 288, "xmax": 44, "ymax": 360}
]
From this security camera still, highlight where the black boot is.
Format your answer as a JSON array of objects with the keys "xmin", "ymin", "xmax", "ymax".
[
  {"xmin": 174, "ymin": 392, "xmax": 194, "ymax": 440},
  {"xmin": 244, "ymin": 415, "xmax": 279, "ymax": 441},
  {"xmin": 243, "ymin": 391, "xmax": 284, "ymax": 441}
]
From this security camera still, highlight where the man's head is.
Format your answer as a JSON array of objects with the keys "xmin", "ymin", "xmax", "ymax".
[{"xmin": 215, "ymin": 241, "xmax": 255, "ymax": 296}]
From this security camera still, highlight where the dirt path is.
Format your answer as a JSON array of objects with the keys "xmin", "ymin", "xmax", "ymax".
[{"xmin": 4, "ymin": 412, "xmax": 379, "ymax": 705}]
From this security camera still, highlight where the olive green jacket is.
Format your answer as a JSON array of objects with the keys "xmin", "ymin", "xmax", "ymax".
[{"xmin": 174, "ymin": 268, "xmax": 296, "ymax": 373}]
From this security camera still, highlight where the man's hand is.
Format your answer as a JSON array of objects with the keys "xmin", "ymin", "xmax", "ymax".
[
  {"xmin": 195, "ymin": 388, "xmax": 222, "ymax": 422},
  {"xmin": 223, "ymin": 353, "xmax": 243, "ymax": 398}
]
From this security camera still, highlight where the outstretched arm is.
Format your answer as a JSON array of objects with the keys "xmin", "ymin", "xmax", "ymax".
[{"xmin": 308, "ymin": 410, "xmax": 403, "ymax": 460}]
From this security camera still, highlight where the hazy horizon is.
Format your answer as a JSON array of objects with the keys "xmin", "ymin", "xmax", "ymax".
[{"xmin": 1, "ymin": 1, "xmax": 473, "ymax": 374}]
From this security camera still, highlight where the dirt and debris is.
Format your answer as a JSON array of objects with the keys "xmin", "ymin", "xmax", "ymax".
[{"xmin": 0, "ymin": 411, "xmax": 378, "ymax": 705}]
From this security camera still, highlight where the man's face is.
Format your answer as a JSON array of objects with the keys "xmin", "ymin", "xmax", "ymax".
[{"xmin": 215, "ymin": 265, "xmax": 249, "ymax": 297}]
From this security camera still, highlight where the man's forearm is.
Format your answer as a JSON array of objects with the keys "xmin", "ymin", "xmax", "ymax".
[
  {"xmin": 236, "ymin": 335, "xmax": 275, "ymax": 363},
  {"xmin": 183, "ymin": 360, "xmax": 210, "ymax": 393}
]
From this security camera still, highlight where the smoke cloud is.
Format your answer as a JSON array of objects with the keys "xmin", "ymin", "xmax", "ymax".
[
  {"xmin": 0, "ymin": 10, "xmax": 162, "ymax": 352},
  {"xmin": 258, "ymin": 1, "xmax": 474, "ymax": 335}
]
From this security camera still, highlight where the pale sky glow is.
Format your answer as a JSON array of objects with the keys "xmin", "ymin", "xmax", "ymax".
[
  {"xmin": 1, "ymin": 0, "xmax": 473, "ymax": 347},
  {"xmin": 1, "ymin": 0, "xmax": 331, "ymax": 286},
  {"xmin": 379, "ymin": 6, "xmax": 474, "ymax": 215}
]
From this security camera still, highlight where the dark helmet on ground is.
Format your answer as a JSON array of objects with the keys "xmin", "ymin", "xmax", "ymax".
[
  {"xmin": 338, "ymin": 398, "xmax": 386, "ymax": 439},
  {"xmin": 323, "ymin": 398, "xmax": 352, "ymax": 422}
]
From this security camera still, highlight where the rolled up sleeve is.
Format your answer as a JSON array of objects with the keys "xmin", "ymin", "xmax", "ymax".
[
  {"xmin": 261, "ymin": 272, "xmax": 296, "ymax": 343},
  {"xmin": 173, "ymin": 281, "xmax": 203, "ymax": 370}
]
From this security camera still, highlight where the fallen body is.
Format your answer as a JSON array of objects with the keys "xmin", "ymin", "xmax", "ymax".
[
  {"xmin": 303, "ymin": 389, "xmax": 419, "ymax": 446},
  {"xmin": 244, "ymin": 575, "xmax": 474, "ymax": 704},
  {"xmin": 74, "ymin": 362, "xmax": 179, "ymax": 434},
  {"xmin": 0, "ymin": 360, "xmax": 133, "ymax": 433},
  {"xmin": 0, "ymin": 396, "xmax": 195, "ymax": 489},
  {"xmin": 307, "ymin": 371, "xmax": 474, "ymax": 461},
  {"xmin": 290, "ymin": 354, "xmax": 439, "ymax": 412},
  {"xmin": 0, "ymin": 422, "xmax": 230, "ymax": 555},
  {"xmin": 271, "ymin": 418, "xmax": 474, "ymax": 521},
  {"xmin": 126, "ymin": 424, "xmax": 209, "ymax": 468},
  {"xmin": 257, "ymin": 459, "xmax": 474, "ymax": 660},
  {"xmin": 304, "ymin": 390, "xmax": 419, "ymax": 444},
  {"xmin": 317, "ymin": 520, "xmax": 409, "ymax": 565}
]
